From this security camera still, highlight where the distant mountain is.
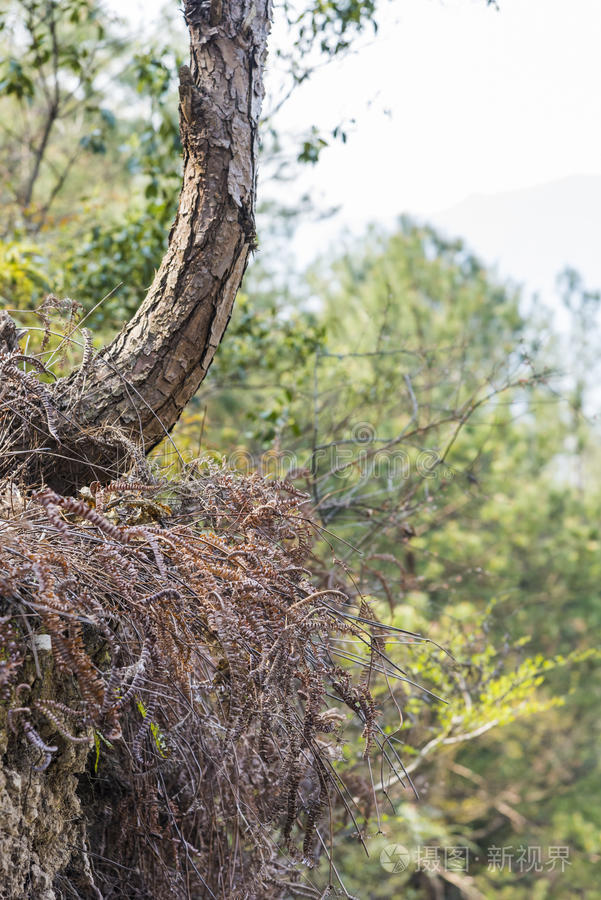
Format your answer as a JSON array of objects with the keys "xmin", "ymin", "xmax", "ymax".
[{"xmin": 428, "ymin": 174, "xmax": 601, "ymax": 299}]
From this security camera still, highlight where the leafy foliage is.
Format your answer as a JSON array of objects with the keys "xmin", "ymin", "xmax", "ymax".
[
  {"xmin": 1, "ymin": 1, "xmax": 598, "ymax": 898},
  {"xmin": 168, "ymin": 222, "xmax": 601, "ymax": 898}
]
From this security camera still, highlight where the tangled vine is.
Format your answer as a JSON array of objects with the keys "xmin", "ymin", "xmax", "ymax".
[{"xmin": 0, "ymin": 339, "xmax": 416, "ymax": 898}]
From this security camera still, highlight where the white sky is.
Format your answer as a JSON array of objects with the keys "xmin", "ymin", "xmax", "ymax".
[
  {"xmin": 280, "ymin": 0, "xmax": 601, "ymax": 212},
  {"xmin": 113, "ymin": 0, "xmax": 601, "ymax": 292}
]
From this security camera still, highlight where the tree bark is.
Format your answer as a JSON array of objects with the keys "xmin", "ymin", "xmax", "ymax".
[{"xmin": 57, "ymin": 0, "xmax": 271, "ymax": 456}]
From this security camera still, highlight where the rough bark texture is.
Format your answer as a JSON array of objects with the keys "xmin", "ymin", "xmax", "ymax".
[
  {"xmin": 0, "ymin": 6, "xmax": 275, "ymax": 895},
  {"xmin": 59, "ymin": 0, "xmax": 271, "ymax": 454}
]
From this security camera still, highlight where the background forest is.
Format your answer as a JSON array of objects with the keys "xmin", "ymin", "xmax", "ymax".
[{"xmin": 1, "ymin": 1, "xmax": 600, "ymax": 898}]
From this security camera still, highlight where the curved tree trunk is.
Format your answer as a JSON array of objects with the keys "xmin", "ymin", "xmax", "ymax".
[{"xmin": 59, "ymin": 0, "xmax": 271, "ymax": 454}]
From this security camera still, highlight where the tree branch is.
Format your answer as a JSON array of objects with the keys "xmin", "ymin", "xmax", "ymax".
[{"xmin": 39, "ymin": 0, "xmax": 272, "ymax": 488}]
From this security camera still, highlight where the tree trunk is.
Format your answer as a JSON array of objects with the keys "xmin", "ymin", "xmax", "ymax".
[{"xmin": 57, "ymin": 0, "xmax": 271, "ymax": 459}]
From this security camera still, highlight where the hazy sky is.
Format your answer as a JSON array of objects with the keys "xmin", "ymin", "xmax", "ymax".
[
  {"xmin": 113, "ymin": 0, "xmax": 601, "ymax": 291},
  {"xmin": 274, "ymin": 0, "xmax": 601, "ymax": 287},
  {"xmin": 279, "ymin": 0, "xmax": 601, "ymax": 210}
]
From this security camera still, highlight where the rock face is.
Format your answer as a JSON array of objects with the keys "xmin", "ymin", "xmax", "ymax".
[
  {"xmin": 0, "ymin": 660, "xmax": 92, "ymax": 899},
  {"xmin": 0, "ymin": 753, "xmax": 85, "ymax": 899}
]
